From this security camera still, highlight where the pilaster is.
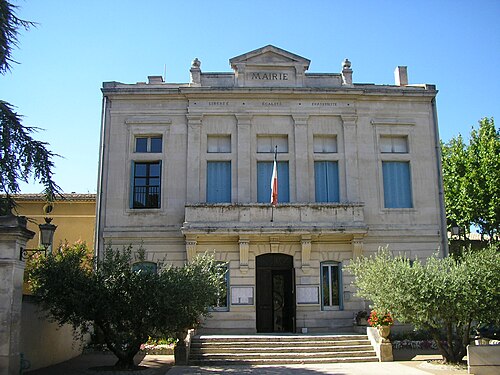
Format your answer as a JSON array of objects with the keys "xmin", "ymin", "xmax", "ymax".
[
  {"xmin": 293, "ymin": 115, "xmax": 309, "ymax": 202},
  {"xmin": 186, "ymin": 114, "xmax": 202, "ymax": 203},
  {"xmin": 0, "ymin": 215, "xmax": 34, "ymax": 375},
  {"xmin": 301, "ymin": 234, "xmax": 312, "ymax": 272},
  {"xmin": 238, "ymin": 236, "xmax": 249, "ymax": 273},
  {"xmin": 352, "ymin": 235, "xmax": 364, "ymax": 258},
  {"xmin": 185, "ymin": 236, "xmax": 197, "ymax": 262},
  {"xmin": 341, "ymin": 115, "xmax": 360, "ymax": 202},
  {"xmin": 236, "ymin": 114, "xmax": 252, "ymax": 203}
]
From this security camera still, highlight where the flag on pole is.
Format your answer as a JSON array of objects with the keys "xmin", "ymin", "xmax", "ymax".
[{"xmin": 271, "ymin": 146, "xmax": 278, "ymax": 206}]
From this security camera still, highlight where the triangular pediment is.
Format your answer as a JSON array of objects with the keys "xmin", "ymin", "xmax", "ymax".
[{"xmin": 230, "ymin": 45, "xmax": 310, "ymax": 70}]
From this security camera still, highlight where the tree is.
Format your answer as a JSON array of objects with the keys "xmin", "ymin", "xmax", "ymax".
[
  {"xmin": 0, "ymin": 0, "xmax": 60, "ymax": 214},
  {"xmin": 442, "ymin": 117, "xmax": 500, "ymax": 243},
  {"xmin": 28, "ymin": 243, "xmax": 227, "ymax": 370},
  {"xmin": 347, "ymin": 246, "xmax": 500, "ymax": 364}
]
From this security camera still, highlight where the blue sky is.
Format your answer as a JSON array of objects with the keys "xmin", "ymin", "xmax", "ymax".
[{"xmin": 1, "ymin": 0, "xmax": 499, "ymax": 194}]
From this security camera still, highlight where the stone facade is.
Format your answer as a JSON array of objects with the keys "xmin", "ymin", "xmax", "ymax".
[{"xmin": 97, "ymin": 45, "xmax": 446, "ymax": 334}]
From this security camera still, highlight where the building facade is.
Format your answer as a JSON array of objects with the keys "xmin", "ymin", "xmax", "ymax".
[
  {"xmin": 13, "ymin": 193, "xmax": 96, "ymax": 253},
  {"xmin": 97, "ymin": 45, "xmax": 446, "ymax": 334}
]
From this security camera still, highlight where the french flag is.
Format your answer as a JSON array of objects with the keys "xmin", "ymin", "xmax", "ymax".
[{"xmin": 271, "ymin": 146, "xmax": 278, "ymax": 206}]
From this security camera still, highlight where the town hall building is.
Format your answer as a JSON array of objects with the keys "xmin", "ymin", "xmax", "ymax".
[{"xmin": 96, "ymin": 45, "xmax": 447, "ymax": 334}]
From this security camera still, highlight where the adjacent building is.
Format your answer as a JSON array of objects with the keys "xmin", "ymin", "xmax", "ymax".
[{"xmin": 96, "ymin": 45, "xmax": 446, "ymax": 334}]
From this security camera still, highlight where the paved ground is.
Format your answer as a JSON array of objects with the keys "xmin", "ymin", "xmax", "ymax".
[{"xmin": 26, "ymin": 352, "xmax": 468, "ymax": 375}]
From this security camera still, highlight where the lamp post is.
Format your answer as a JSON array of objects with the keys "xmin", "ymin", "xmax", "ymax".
[{"xmin": 19, "ymin": 217, "xmax": 57, "ymax": 260}]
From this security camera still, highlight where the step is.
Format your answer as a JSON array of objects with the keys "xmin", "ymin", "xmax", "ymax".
[
  {"xmin": 193, "ymin": 344, "xmax": 374, "ymax": 354},
  {"xmin": 189, "ymin": 356, "xmax": 379, "ymax": 365},
  {"xmin": 189, "ymin": 334, "xmax": 378, "ymax": 365},
  {"xmin": 191, "ymin": 350, "xmax": 377, "ymax": 360},
  {"xmin": 191, "ymin": 340, "xmax": 372, "ymax": 348}
]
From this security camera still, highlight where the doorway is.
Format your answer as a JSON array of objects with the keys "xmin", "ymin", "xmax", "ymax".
[{"xmin": 256, "ymin": 253, "xmax": 295, "ymax": 333}]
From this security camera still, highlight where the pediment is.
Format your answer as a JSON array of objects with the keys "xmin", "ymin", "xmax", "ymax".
[{"xmin": 230, "ymin": 45, "xmax": 310, "ymax": 70}]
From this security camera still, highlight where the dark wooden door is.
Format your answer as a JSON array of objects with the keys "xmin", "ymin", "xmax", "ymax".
[{"xmin": 256, "ymin": 254, "xmax": 295, "ymax": 333}]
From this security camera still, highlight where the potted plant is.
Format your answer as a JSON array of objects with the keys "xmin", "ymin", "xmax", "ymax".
[
  {"xmin": 368, "ymin": 310, "xmax": 394, "ymax": 341},
  {"xmin": 355, "ymin": 310, "xmax": 369, "ymax": 326}
]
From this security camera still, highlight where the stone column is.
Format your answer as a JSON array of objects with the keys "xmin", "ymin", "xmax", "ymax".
[
  {"xmin": 0, "ymin": 215, "xmax": 35, "ymax": 375},
  {"xmin": 341, "ymin": 115, "xmax": 360, "ymax": 202},
  {"xmin": 186, "ymin": 114, "xmax": 202, "ymax": 203},
  {"xmin": 293, "ymin": 115, "xmax": 309, "ymax": 202},
  {"xmin": 236, "ymin": 114, "xmax": 252, "ymax": 203}
]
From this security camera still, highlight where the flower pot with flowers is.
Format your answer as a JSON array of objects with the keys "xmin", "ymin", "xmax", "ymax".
[{"xmin": 368, "ymin": 310, "xmax": 394, "ymax": 342}]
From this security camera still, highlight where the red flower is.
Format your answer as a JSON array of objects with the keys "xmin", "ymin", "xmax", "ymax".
[{"xmin": 368, "ymin": 310, "xmax": 394, "ymax": 327}]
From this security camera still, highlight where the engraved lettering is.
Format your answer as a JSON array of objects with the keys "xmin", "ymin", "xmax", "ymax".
[
  {"xmin": 208, "ymin": 101, "xmax": 229, "ymax": 106},
  {"xmin": 262, "ymin": 101, "xmax": 282, "ymax": 106},
  {"xmin": 312, "ymin": 102, "xmax": 337, "ymax": 106},
  {"xmin": 250, "ymin": 72, "xmax": 289, "ymax": 81}
]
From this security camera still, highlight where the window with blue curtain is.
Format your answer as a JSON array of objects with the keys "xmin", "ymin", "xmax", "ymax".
[
  {"xmin": 207, "ymin": 161, "xmax": 231, "ymax": 203},
  {"xmin": 257, "ymin": 161, "xmax": 289, "ymax": 203},
  {"xmin": 315, "ymin": 161, "xmax": 339, "ymax": 202},
  {"xmin": 382, "ymin": 161, "xmax": 413, "ymax": 208},
  {"xmin": 321, "ymin": 261, "xmax": 343, "ymax": 310}
]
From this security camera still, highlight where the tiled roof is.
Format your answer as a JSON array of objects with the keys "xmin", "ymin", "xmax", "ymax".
[{"xmin": 7, "ymin": 193, "xmax": 96, "ymax": 202}]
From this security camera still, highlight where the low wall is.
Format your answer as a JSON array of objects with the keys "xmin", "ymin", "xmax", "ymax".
[
  {"xmin": 367, "ymin": 327, "xmax": 393, "ymax": 362},
  {"xmin": 20, "ymin": 297, "xmax": 89, "ymax": 372},
  {"xmin": 467, "ymin": 344, "xmax": 500, "ymax": 375}
]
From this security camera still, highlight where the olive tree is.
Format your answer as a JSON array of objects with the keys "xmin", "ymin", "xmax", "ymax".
[
  {"xmin": 29, "ymin": 243, "xmax": 226, "ymax": 370},
  {"xmin": 347, "ymin": 246, "xmax": 500, "ymax": 364}
]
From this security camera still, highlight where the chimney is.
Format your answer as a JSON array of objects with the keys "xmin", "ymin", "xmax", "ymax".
[
  {"xmin": 394, "ymin": 66, "xmax": 408, "ymax": 86},
  {"xmin": 148, "ymin": 76, "xmax": 164, "ymax": 84}
]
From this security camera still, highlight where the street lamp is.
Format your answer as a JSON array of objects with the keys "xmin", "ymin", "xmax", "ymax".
[{"xmin": 19, "ymin": 217, "xmax": 57, "ymax": 261}]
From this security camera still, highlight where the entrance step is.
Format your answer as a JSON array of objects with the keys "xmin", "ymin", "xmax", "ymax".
[{"xmin": 189, "ymin": 334, "xmax": 378, "ymax": 365}]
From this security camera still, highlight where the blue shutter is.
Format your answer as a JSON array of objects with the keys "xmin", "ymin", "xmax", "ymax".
[
  {"xmin": 315, "ymin": 161, "xmax": 339, "ymax": 202},
  {"xmin": 207, "ymin": 161, "xmax": 231, "ymax": 203},
  {"xmin": 278, "ymin": 161, "xmax": 289, "ymax": 203},
  {"xmin": 257, "ymin": 161, "xmax": 289, "ymax": 203},
  {"xmin": 382, "ymin": 161, "xmax": 412, "ymax": 208}
]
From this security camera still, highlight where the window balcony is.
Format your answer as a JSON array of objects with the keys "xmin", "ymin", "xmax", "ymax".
[{"xmin": 181, "ymin": 203, "xmax": 366, "ymax": 236}]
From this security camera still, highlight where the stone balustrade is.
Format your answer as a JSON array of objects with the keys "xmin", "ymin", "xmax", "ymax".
[{"xmin": 182, "ymin": 203, "xmax": 366, "ymax": 235}]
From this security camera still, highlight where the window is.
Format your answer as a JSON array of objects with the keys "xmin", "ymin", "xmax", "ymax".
[
  {"xmin": 382, "ymin": 161, "xmax": 412, "ymax": 208},
  {"xmin": 135, "ymin": 136, "xmax": 162, "ymax": 153},
  {"xmin": 257, "ymin": 161, "xmax": 289, "ymax": 203},
  {"xmin": 379, "ymin": 136, "xmax": 408, "ymax": 153},
  {"xmin": 314, "ymin": 135, "xmax": 337, "ymax": 153},
  {"xmin": 207, "ymin": 135, "xmax": 231, "ymax": 153},
  {"xmin": 257, "ymin": 135, "xmax": 288, "ymax": 153},
  {"xmin": 131, "ymin": 161, "xmax": 161, "ymax": 208},
  {"xmin": 211, "ymin": 263, "xmax": 229, "ymax": 311},
  {"xmin": 207, "ymin": 161, "xmax": 231, "ymax": 203},
  {"xmin": 315, "ymin": 161, "xmax": 339, "ymax": 202},
  {"xmin": 321, "ymin": 262, "xmax": 342, "ymax": 310}
]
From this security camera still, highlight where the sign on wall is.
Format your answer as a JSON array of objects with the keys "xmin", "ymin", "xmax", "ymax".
[
  {"xmin": 231, "ymin": 286, "xmax": 254, "ymax": 305},
  {"xmin": 296, "ymin": 285, "xmax": 319, "ymax": 304}
]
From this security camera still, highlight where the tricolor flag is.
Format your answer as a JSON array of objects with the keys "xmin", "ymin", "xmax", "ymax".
[{"xmin": 270, "ymin": 146, "xmax": 278, "ymax": 206}]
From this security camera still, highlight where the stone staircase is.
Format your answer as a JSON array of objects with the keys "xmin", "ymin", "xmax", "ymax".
[{"xmin": 189, "ymin": 334, "xmax": 378, "ymax": 365}]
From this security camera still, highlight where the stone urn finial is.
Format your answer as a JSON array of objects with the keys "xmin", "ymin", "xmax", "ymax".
[
  {"xmin": 191, "ymin": 58, "xmax": 201, "ymax": 69},
  {"xmin": 342, "ymin": 58, "xmax": 352, "ymax": 71}
]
